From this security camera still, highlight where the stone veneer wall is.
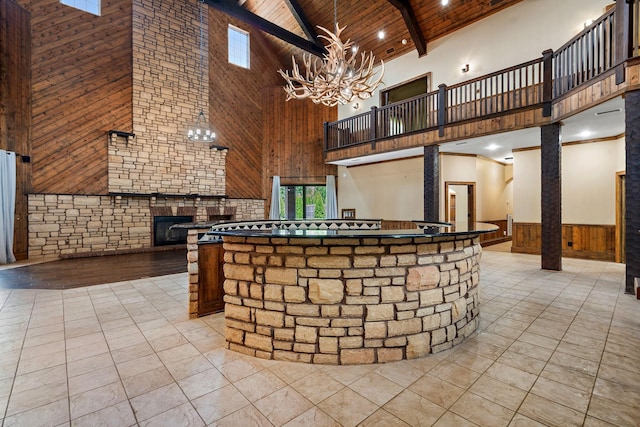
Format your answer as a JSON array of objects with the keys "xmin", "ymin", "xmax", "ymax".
[
  {"xmin": 222, "ymin": 235, "xmax": 481, "ymax": 364},
  {"xmin": 28, "ymin": 195, "xmax": 263, "ymax": 258},
  {"xmin": 108, "ymin": 0, "xmax": 225, "ymax": 195}
]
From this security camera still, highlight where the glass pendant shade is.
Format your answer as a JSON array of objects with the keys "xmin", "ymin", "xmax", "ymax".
[{"xmin": 187, "ymin": 111, "xmax": 216, "ymax": 142}]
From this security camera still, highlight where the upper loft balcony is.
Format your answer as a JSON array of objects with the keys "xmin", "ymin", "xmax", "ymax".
[{"xmin": 324, "ymin": 2, "xmax": 640, "ymax": 165}]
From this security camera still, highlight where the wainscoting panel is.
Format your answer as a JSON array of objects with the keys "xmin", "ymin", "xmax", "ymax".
[
  {"xmin": 479, "ymin": 219, "xmax": 510, "ymax": 245},
  {"xmin": 512, "ymin": 222, "xmax": 616, "ymax": 261}
]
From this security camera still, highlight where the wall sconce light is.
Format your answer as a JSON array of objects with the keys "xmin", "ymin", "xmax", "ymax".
[
  {"xmin": 584, "ymin": 19, "xmax": 593, "ymax": 28},
  {"xmin": 461, "ymin": 64, "xmax": 470, "ymax": 73}
]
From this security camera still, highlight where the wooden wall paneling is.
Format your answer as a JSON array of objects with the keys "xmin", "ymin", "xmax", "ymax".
[
  {"xmin": 478, "ymin": 219, "xmax": 510, "ymax": 245},
  {"xmin": 262, "ymin": 86, "xmax": 337, "ymax": 216},
  {"xmin": 511, "ymin": 222, "xmax": 542, "ymax": 255},
  {"xmin": 512, "ymin": 222, "xmax": 616, "ymax": 261},
  {"xmin": 1, "ymin": 0, "xmax": 31, "ymax": 260},
  {"xmin": 18, "ymin": 0, "xmax": 133, "ymax": 195},
  {"xmin": 380, "ymin": 220, "xmax": 419, "ymax": 230},
  {"xmin": 210, "ymin": 10, "xmax": 284, "ymax": 200}
]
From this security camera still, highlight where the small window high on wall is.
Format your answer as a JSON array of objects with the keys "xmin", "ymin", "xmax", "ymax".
[
  {"xmin": 228, "ymin": 25, "xmax": 250, "ymax": 69},
  {"xmin": 60, "ymin": 0, "xmax": 100, "ymax": 15}
]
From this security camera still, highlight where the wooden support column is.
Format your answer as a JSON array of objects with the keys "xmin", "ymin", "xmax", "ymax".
[
  {"xmin": 541, "ymin": 123, "xmax": 562, "ymax": 271},
  {"xmin": 625, "ymin": 90, "xmax": 640, "ymax": 293},
  {"xmin": 424, "ymin": 144, "xmax": 439, "ymax": 221}
]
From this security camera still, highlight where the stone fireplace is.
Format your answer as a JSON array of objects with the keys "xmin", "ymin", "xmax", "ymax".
[{"xmin": 25, "ymin": 0, "xmax": 265, "ymax": 260}]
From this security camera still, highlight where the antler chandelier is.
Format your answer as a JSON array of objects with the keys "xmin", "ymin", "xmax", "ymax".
[{"xmin": 278, "ymin": 0, "xmax": 384, "ymax": 107}]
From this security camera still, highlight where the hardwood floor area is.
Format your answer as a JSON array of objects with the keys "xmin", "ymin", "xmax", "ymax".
[{"xmin": 0, "ymin": 249, "xmax": 187, "ymax": 290}]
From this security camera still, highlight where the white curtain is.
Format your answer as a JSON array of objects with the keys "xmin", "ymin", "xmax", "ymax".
[
  {"xmin": 0, "ymin": 150, "xmax": 16, "ymax": 264},
  {"xmin": 269, "ymin": 176, "xmax": 281, "ymax": 220},
  {"xmin": 325, "ymin": 175, "xmax": 338, "ymax": 219}
]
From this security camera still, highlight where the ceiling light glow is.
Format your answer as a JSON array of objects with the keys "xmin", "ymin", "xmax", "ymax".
[
  {"xmin": 486, "ymin": 143, "xmax": 500, "ymax": 151},
  {"xmin": 441, "ymin": 0, "xmax": 450, "ymax": 5},
  {"xmin": 378, "ymin": 30, "xmax": 385, "ymax": 40},
  {"xmin": 579, "ymin": 130, "xmax": 592, "ymax": 138}
]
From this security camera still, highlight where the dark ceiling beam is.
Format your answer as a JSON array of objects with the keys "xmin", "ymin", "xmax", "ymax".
[
  {"xmin": 283, "ymin": 0, "xmax": 319, "ymax": 44},
  {"xmin": 388, "ymin": 0, "xmax": 427, "ymax": 56},
  {"xmin": 204, "ymin": 0, "xmax": 326, "ymax": 57}
]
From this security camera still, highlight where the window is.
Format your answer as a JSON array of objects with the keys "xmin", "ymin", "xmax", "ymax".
[
  {"xmin": 60, "ymin": 0, "xmax": 100, "ymax": 15},
  {"xmin": 380, "ymin": 73, "xmax": 431, "ymax": 106},
  {"xmin": 280, "ymin": 185, "xmax": 327, "ymax": 220},
  {"xmin": 228, "ymin": 25, "xmax": 250, "ymax": 69}
]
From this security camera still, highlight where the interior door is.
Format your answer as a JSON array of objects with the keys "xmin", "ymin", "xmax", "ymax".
[{"xmin": 449, "ymin": 194, "xmax": 456, "ymax": 222}]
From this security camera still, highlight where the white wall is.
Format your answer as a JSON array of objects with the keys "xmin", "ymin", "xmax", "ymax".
[
  {"xmin": 513, "ymin": 137, "xmax": 625, "ymax": 225},
  {"xmin": 336, "ymin": 153, "xmax": 512, "ymax": 222},
  {"xmin": 477, "ymin": 157, "xmax": 513, "ymax": 221},
  {"xmin": 563, "ymin": 138, "xmax": 625, "ymax": 224},
  {"xmin": 339, "ymin": 0, "xmax": 611, "ymax": 118},
  {"xmin": 513, "ymin": 149, "xmax": 541, "ymax": 223},
  {"xmin": 337, "ymin": 158, "xmax": 423, "ymax": 220}
]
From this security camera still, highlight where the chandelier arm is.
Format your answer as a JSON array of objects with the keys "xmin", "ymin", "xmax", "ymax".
[{"xmin": 277, "ymin": 4, "xmax": 384, "ymax": 106}]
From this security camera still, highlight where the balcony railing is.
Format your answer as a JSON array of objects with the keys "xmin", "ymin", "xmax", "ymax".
[
  {"xmin": 324, "ymin": 58, "xmax": 546, "ymax": 151},
  {"xmin": 553, "ymin": 6, "xmax": 616, "ymax": 97},
  {"xmin": 445, "ymin": 58, "xmax": 544, "ymax": 123},
  {"xmin": 325, "ymin": 1, "xmax": 638, "ymax": 153}
]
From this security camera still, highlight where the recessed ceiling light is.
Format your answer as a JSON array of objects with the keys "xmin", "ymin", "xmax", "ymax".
[
  {"xmin": 486, "ymin": 143, "xmax": 500, "ymax": 151},
  {"xmin": 401, "ymin": 39, "xmax": 407, "ymax": 45},
  {"xmin": 578, "ymin": 130, "xmax": 592, "ymax": 138},
  {"xmin": 441, "ymin": 0, "xmax": 450, "ymax": 5},
  {"xmin": 378, "ymin": 30, "xmax": 385, "ymax": 40}
]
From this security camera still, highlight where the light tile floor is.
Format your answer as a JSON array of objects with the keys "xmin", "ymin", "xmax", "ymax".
[{"xmin": 0, "ymin": 250, "xmax": 639, "ymax": 426}]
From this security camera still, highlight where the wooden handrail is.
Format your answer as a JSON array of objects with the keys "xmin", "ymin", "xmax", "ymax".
[{"xmin": 552, "ymin": 6, "xmax": 617, "ymax": 97}]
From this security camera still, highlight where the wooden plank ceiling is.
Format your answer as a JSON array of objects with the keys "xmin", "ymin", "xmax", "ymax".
[{"xmin": 236, "ymin": 0, "xmax": 524, "ymax": 65}]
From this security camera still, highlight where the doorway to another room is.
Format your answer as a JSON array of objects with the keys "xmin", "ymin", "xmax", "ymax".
[{"xmin": 445, "ymin": 181, "xmax": 476, "ymax": 228}]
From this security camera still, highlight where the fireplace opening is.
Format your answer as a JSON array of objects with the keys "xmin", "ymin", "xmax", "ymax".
[
  {"xmin": 208, "ymin": 214, "xmax": 233, "ymax": 222},
  {"xmin": 154, "ymin": 216, "xmax": 193, "ymax": 246}
]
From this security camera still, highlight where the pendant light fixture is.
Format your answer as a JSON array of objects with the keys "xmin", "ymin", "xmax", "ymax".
[
  {"xmin": 188, "ymin": 0, "xmax": 216, "ymax": 142},
  {"xmin": 278, "ymin": 0, "xmax": 384, "ymax": 107}
]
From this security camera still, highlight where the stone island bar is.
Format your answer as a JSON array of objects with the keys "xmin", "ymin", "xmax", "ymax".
[{"xmin": 206, "ymin": 220, "xmax": 497, "ymax": 365}]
